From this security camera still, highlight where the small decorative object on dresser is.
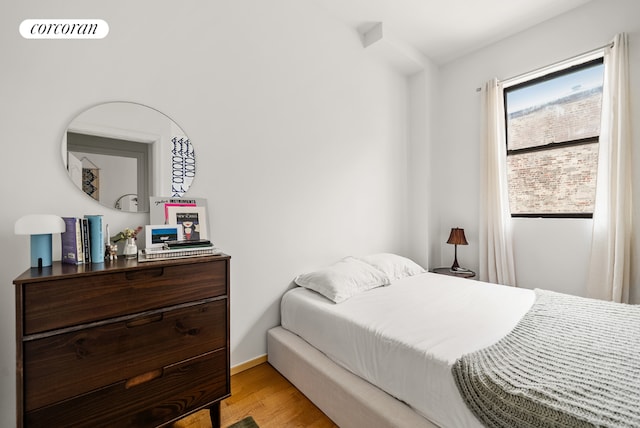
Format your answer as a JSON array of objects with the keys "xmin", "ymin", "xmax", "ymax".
[
  {"xmin": 123, "ymin": 237, "xmax": 138, "ymax": 259},
  {"xmin": 12, "ymin": 254, "xmax": 231, "ymax": 428},
  {"xmin": 105, "ymin": 242, "xmax": 118, "ymax": 261},
  {"xmin": 110, "ymin": 226, "xmax": 143, "ymax": 259}
]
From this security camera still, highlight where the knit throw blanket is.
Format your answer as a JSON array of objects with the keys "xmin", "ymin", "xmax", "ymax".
[{"xmin": 452, "ymin": 289, "xmax": 640, "ymax": 428}]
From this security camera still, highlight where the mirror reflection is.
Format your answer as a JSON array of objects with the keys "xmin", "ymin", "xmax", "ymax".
[{"xmin": 61, "ymin": 102, "xmax": 195, "ymax": 213}]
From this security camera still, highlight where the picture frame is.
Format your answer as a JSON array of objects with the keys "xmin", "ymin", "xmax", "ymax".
[
  {"xmin": 145, "ymin": 225, "xmax": 184, "ymax": 250},
  {"xmin": 164, "ymin": 202, "xmax": 195, "ymax": 223},
  {"xmin": 148, "ymin": 196, "xmax": 208, "ymax": 225},
  {"xmin": 165, "ymin": 206, "xmax": 208, "ymax": 241}
]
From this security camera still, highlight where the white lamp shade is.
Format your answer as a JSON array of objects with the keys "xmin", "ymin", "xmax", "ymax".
[{"xmin": 15, "ymin": 214, "xmax": 66, "ymax": 235}]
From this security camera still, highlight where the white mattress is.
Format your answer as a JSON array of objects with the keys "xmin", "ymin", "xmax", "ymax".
[{"xmin": 281, "ymin": 272, "xmax": 536, "ymax": 428}]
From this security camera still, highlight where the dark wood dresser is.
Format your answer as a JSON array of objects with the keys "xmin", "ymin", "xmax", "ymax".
[{"xmin": 12, "ymin": 255, "xmax": 230, "ymax": 428}]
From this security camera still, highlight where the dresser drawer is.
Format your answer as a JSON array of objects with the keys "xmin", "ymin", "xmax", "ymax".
[
  {"xmin": 24, "ymin": 300, "xmax": 227, "ymax": 411},
  {"xmin": 25, "ymin": 349, "xmax": 229, "ymax": 428},
  {"xmin": 22, "ymin": 258, "xmax": 228, "ymax": 335}
]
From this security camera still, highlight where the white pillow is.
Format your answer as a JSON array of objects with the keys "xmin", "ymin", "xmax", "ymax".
[
  {"xmin": 294, "ymin": 257, "xmax": 390, "ymax": 303},
  {"xmin": 355, "ymin": 253, "xmax": 425, "ymax": 281}
]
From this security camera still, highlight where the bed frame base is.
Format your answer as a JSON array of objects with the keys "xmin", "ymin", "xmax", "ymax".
[{"xmin": 267, "ymin": 326, "xmax": 436, "ymax": 428}]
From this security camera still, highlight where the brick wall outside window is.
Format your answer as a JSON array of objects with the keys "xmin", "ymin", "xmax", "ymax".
[{"xmin": 506, "ymin": 89, "xmax": 602, "ymax": 215}]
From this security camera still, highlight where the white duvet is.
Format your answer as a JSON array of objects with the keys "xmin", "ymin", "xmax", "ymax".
[{"xmin": 281, "ymin": 272, "xmax": 535, "ymax": 428}]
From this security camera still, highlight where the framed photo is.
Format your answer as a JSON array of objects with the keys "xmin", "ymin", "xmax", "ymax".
[
  {"xmin": 166, "ymin": 206, "xmax": 208, "ymax": 241},
  {"xmin": 145, "ymin": 225, "xmax": 184, "ymax": 250}
]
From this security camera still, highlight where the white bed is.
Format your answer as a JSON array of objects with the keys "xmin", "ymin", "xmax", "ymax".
[{"xmin": 267, "ymin": 255, "xmax": 536, "ymax": 428}]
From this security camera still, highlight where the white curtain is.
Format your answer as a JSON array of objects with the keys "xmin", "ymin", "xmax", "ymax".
[
  {"xmin": 479, "ymin": 78, "xmax": 517, "ymax": 286},
  {"xmin": 586, "ymin": 33, "xmax": 632, "ymax": 303}
]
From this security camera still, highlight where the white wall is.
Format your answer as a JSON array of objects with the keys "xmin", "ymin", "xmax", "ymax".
[
  {"xmin": 433, "ymin": 0, "xmax": 640, "ymax": 303},
  {"xmin": 407, "ymin": 65, "xmax": 439, "ymax": 268},
  {"xmin": 3, "ymin": 1, "xmax": 639, "ymax": 426},
  {"xmin": 0, "ymin": 2, "xmax": 412, "ymax": 426}
]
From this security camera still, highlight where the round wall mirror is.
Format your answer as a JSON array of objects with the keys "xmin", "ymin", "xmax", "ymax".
[{"xmin": 61, "ymin": 102, "xmax": 195, "ymax": 212}]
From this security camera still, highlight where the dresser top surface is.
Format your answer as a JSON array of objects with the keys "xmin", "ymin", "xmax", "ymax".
[{"xmin": 13, "ymin": 254, "xmax": 230, "ymax": 284}]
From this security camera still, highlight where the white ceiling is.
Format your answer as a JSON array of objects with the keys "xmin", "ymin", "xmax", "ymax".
[{"xmin": 311, "ymin": 0, "xmax": 593, "ymax": 64}]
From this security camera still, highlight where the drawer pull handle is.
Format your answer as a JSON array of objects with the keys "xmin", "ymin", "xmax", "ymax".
[
  {"xmin": 125, "ymin": 369, "xmax": 163, "ymax": 389},
  {"xmin": 126, "ymin": 313, "xmax": 163, "ymax": 328},
  {"xmin": 125, "ymin": 267, "xmax": 164, "ymax": 281}
]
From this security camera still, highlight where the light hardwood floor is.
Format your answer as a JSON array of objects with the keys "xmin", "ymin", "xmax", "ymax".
[{"xmin": 172, "ymin": 362, "xmax": 338, "ymax": 428}]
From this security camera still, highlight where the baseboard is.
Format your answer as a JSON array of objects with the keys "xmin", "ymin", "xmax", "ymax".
[{"xmin": 231, "ymin": 354, "xmax": 268, "ymax": 376}]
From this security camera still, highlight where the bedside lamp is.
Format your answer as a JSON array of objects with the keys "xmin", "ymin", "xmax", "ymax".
[
  {"xmin": 446, "ymin": 227, "xmax": 468, "ymax": 270},
  {"xmin": 15, "ymin": 214, "xmax": 66, "ymax": 268}
]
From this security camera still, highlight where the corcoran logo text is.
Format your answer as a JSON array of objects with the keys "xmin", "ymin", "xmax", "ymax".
[{"xmin": 20, "ymin": 19, "xmax": 109, "ymax": 39}]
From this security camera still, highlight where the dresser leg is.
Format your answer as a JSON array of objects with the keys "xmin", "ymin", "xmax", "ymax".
[{"xmin": 209, "ymin": 402, "xmax": 221, "ymax": 428}]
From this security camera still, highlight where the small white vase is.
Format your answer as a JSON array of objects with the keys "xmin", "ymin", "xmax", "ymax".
[{"xmin": 124, "ymin": 237, "xmax": 138, "ymax": 259}]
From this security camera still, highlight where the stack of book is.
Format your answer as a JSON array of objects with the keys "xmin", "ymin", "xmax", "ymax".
[
  {"xmin": 61, "ymin": 215, "xmax": 104, "ymax": 265},
  {"xmin": 139, "ymin": 239, "xmax": 222, "ymax": 262}
]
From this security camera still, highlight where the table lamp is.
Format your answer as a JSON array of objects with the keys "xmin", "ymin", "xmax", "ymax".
[
  {"xmin": 446, "ymin": 227, "xmax": 468, "ymax": 270},
  {"xmin": 15, "ymin": 214, "xmax": 66, "ymax": 268}
]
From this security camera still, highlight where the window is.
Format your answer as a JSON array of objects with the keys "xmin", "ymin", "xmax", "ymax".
[{"xmin": 504, "ymin": 58, "xmax": 604, "ymax": 218}]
